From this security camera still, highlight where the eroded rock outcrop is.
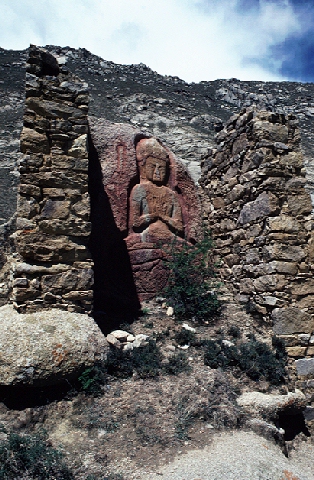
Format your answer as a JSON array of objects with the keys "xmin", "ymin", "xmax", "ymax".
[{"xmin": 12, "ymin": 46, "xmax": 93, "ymax": 313}]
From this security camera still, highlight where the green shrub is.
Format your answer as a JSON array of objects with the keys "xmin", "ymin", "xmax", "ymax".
[
  {"xmin": 204, "ymin": 336, "xmax": 286, "ymax": 385},
  {"xmin": 228, "ymin": 325, "xmax": 241, "ymax": 338},
  {"xmin": 162, "ymin": 232, "xmax": 220, "ymax": 322},
  {"xmin": 203, "ymin": 340, "xmax": 239, "ymax": 369},
  {"xmin": 105, "ymin": 340, "xmax": 162, "ymax": 379},
  {"xmin": 174, "ymin": 328, "xmax": 197, "ymax": 346},
  {"xmin": 132, "ymin": 340, "xmax": 163, "ymax": 378},
  {"xmin": 78, "ymin": 361, "xmax": 107, "ymax": 396},
  {"xmin": 106, "ymin": 347, "xmax": 134, "ymax": 378},
  {"xmin": 238, "ymin": 337, "xmax": 286, "ymax": 384},
  {"xmin": 163, "ymin": 351, "xmax": 191, "ymax": 375},
  {"xmin": 0, "ymin": 428, "xmax": 73, "ymax": 479}
]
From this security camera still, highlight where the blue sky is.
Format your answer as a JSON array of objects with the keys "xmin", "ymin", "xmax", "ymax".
[{"xmin": 0, "ymin": 0, "xmax": 313, "ymax": 83}]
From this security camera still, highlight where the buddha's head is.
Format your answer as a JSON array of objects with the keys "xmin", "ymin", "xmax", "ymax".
[{"xmin": 136, "ymin": 138, "xmax": 169, "ymax": 184}]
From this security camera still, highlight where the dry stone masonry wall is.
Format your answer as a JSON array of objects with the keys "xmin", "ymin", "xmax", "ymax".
[
  {"xmin": 201, "ymin": 109, "xmax": 314, "ymax": 386},
  {"xmin": 12, "ymin": 46, "xmax": 93, "ymax": 313}
]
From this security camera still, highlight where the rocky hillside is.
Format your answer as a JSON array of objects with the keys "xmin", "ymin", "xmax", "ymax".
[{"xmin": 1, "ymin": 45, "xmax": 314, "ymax": 226}]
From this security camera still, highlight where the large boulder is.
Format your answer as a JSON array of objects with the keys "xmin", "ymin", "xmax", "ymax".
[{"xmin": 0, "ymin": 304, "xmax": 108, "ymax": 387}]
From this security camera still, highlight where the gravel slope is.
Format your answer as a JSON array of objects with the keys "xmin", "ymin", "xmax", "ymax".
[{"xmin": 138, "ymin": 430, "xmax": 314, "ymax": 480}]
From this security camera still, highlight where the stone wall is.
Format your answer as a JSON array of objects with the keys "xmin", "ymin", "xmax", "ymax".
[
  {"xmin": 11, "ymin": 46, "xmax": 93, "ymax": 313},
  {"xmin": 201, "ymin": 109, "xmax": 314, "ymax": 378}
]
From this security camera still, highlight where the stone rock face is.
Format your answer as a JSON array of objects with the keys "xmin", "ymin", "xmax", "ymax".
[
  {"xmin": 89, "ymin": 118, "xmax": 202, "ymax": 304},
  {"xmin": 272, "ymin": 307, "xmax": 314, "ymax": 335},
  {"xmin": 295, "ymin": 358, "xmax": 314, "ymax": 376},
  {"xmin": 201, "ymin": 109, "xmax": 314, "ymax": 363},
  {"xmin": 237, "ymin": 390, "xmax": 306, "ymax": 418},
  {"xmin": 12, "ymin": 46, "xmax": 93, "ymax": 313},
  {"xmin": 0, "ymin": 304, "xmax": 108, "ymax": 387}
]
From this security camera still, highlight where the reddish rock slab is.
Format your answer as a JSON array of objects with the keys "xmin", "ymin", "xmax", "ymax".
[{"xmin": 89, "ymin": 119, "xmax": 202, "ymax": 302}]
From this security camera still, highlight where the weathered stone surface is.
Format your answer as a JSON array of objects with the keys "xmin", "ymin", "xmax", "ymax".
[
  {"xmin": 263, "ymin": 245, "xmax": 306, "ymax": 262},
  {"xmin": 237, "ymin": 390, "xmax": 306, "ymax": 417},
  {"xmin": 290, "ymin": 280, "xmax": 314, "ymax": 296},
  {"xmin": 13, "ymin": 46, "xmax": 92, "ymax": 313},
  {"xmin": 201, "ymin": 110, "xmax": 314, "ymax": 365},
  {"xmin": 279, "ymin": 151, "xmax": 303, "ymax": 168},
  {"xmin": 272, "ymin": 307, "xmax": 314, "ymax": 335},
  {"xmin": 238, "ymin": 192, "xmax": 279, "ymax": 225},
  {"xmin": 89, "ymin": 119, "xmax": 202, "ymax": 302},
  {"xmin": 0, "ymin": 304, "xmax": 108, "ymax": 387},
  {"xmin": 253, "ymin": 120, "xmax": 288, "ymax": 144},
  {"xmin": 20, "ymin": 127, "xmax": 49, "ymax": 154},
  {"xmin": 253, "ymin": 275, "xmax": 287, "ymax": 292},
  {"xmin": 295, "ymin": 358, "xmax": 314, "ymax": 376},
  {"xmin": 268, "ymin": 216, "xmax": 300, "ymax": 233},
  {"xmin": 269, "ymin": 261, "xmax": 298, "ymax": 275},
  {"xmin": 287, "ymin": 193, "xmax": 312, "ymax": 216},
  {"xmin": 285, "ymin": 346, "xmax": 307, "ymax": 357}
]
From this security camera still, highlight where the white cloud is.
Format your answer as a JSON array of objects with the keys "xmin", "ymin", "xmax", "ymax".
[{"xmin": 0, "ymin": 0, "xmax": 305, "ymax": 82}]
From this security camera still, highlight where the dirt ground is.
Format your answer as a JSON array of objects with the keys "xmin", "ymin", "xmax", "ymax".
[{"xmin": 0, "ymin": 299, "xmax": 313, "ymax": 479}]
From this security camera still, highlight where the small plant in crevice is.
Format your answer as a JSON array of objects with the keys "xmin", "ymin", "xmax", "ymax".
[
  {"xmin": 203, "ymin": 335, "xmax": 287, "ymax": 385},
  {"xmin": 0, "ymin": 427, "xmax": 73, "ymax": 479},
  {"xmin": 161, "ymin": 232, "xmax": 221, "ymax": 322},
  {"xmin": 140, "ymin": 307, "xmax": 150, "ymax": 317}
]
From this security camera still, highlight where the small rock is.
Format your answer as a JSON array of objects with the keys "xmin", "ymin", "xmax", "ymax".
[
  {"xmin": 110, "ymin": 330, "xmax": 130, "ymax": 342},
  {"xmin": 182, "ymin": 323, "xmax": 196, "ymax": 333},
  {"xmin": 155, "ymin": 296, "xmax": 166, "ymax": 303},
  {"xmin": 222, "ymin": 339, "xmax": 234, "ymax": 348},
  {"xmin": 166, "ymin": 306, "xmax": 174, "ymax": 316},
  {"xmin": 106, "ymin": 334, "xmax": 121, "ymax": 347},
  {"xmin": 123, "ymin": 343, "xmax": 134, "ymax": 352},
  {"xmin": 133, "ymin": 334, "xmax": 149, "ymax": 348}
]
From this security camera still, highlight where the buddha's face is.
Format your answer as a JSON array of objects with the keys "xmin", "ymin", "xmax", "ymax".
[{"xmin": 145, "ymin": 157, "xmax": 167, "ymax": 184}]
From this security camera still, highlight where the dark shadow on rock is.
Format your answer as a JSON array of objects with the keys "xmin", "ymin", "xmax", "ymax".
[
  {"xmin": 88, "ymin": 133, "xmax": 141, "ymax": 335},
  {"xmin": 277, "ymin": 409, "xmax": 311, "ymax": 441}
]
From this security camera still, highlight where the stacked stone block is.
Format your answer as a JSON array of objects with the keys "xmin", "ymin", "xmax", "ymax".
[
  {"xmin": 201, "ymin": 109, "xmax": 314, "ymax": 382},
  {"xmin": 12, "ymin": 46, "xmax": 93, "ymax": 313}
]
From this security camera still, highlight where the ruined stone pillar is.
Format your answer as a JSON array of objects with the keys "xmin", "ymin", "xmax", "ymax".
[
  {"xmin": 201, "ymin": 109, "xmax": 314, "ymax": 369},
  {"xmin": 12, "ymin": 46, "xmax": 93, "ymax": 313}
]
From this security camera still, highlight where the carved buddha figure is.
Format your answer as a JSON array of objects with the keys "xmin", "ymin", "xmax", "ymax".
[{"xmin": 129, "ymin": 138, "xmax": 184, "ymax": 240}]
